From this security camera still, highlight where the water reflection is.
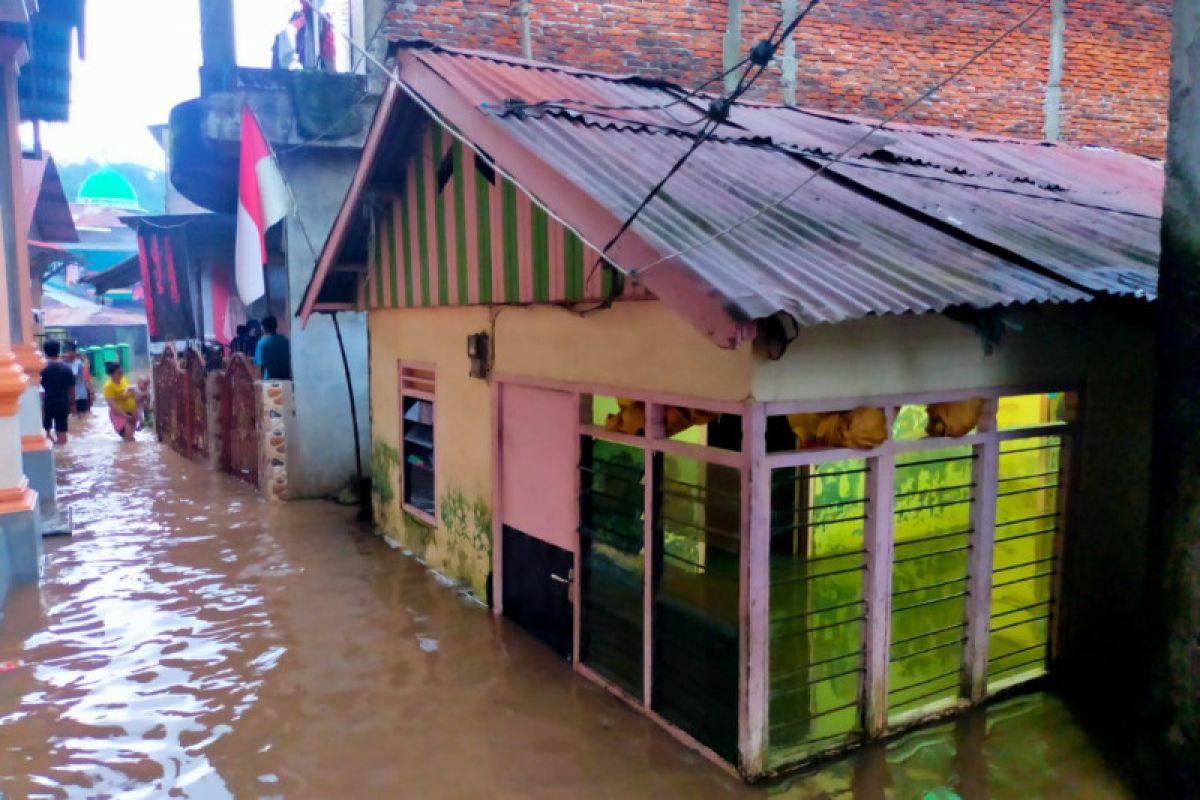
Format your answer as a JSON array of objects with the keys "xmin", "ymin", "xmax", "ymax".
[{"xmin": 0, "ymin": 416, "xmax": 1130, "ymax": 798}]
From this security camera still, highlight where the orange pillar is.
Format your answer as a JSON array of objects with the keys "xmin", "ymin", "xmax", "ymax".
[
  {"xmin": 0, "ymin": 36, "xmax": 42, "ymax": 590},
  {"xmin": 0, "ymin": 32, "xmax": 54, "ymax": 514}
]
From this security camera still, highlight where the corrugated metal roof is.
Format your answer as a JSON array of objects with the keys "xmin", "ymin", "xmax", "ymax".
[{"xmin": 395, "ymin": 43, "xmax": 1159, "ymax": 327}]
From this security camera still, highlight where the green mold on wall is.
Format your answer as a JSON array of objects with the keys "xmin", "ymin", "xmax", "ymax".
[
  {"xmin": 371, "ymin": 441, "xmax": 401, "ymax": 510},
  {"xmin": 440, "ymin": 489, "xmax": 493, "ymax": 594}
]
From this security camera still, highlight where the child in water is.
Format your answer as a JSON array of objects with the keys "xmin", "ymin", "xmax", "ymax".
[
  {"xmin": 102, "ymin": 361, "xmax": 139, "ymax": 441},
  {"xmin": 134, "ymin": 375, "xmax": 153, "ymax": 428}
]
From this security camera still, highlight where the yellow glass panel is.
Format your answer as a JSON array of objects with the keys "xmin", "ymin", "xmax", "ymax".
[
  {"xmin": 997, "ymin": 393, "xmax": 1070, "ymax": 430},
  {"xmin": 892, "ymin": 404, "xmax": 929, "ymax": 441}
]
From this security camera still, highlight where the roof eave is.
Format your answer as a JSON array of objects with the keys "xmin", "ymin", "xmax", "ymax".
[
  {"xmin": 297, "ymin": 72, "xmax": 404, "ymax": 325},
  {"xmin": 389, "ymin": 48, "xmax": 751, "ymax": 347}
]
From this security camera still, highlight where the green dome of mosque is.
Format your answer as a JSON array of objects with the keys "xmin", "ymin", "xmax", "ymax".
[{"xmin": 76, "ymin": 167, "xmax": 141, "ymax": 210}]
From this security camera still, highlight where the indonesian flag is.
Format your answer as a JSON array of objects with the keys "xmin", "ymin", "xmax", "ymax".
[{"xmin": 235, "ymin": 104, "xmax": 291, "ymax": 305}]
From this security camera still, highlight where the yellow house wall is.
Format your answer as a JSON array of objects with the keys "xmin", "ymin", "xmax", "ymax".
[
  {"xmin": 368, "ymin": 300, "xmax": 753, "ymax": 597},
  {"xmin": 371, "ymin": 299, "xmax": 1133, "ymax": 607}
]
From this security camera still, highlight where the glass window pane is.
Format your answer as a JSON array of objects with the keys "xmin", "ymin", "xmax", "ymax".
[
  {"xmin": 889, "ymin": 447, "xmax": 974, "ymax": 721},
  {"xmin": 653, "ymin": 455, "xmax": 742, "ymax": 763},
  {"xmin": 768, "ymin": 459, "xmax": 868, "ymax": 764},
  {"xmin": 579, "ymin": 437, "xmax": 645, "ymax": 698},
  {"xmin": 997, "ymin": 392, "xmax": 1072, "ymax": 430},
  {"xmin": 403, "ymin": 397, "xmax": 435, "ymax": 515},
  {"xmin": 988, "ymin": 436, "xmax": 1061, "ymax": 692}
]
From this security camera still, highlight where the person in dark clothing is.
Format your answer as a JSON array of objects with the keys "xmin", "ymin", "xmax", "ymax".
[
  {"xmin": 253, "ymin": 316, "xmax": 292, "ymax": 380},
  {"xmin": 230, "ymin": 325, "xmax": 254, "ymax": 356},
  {"xmin": 40, "ymin": 340, "xmax": 76, "ymax": 444}
]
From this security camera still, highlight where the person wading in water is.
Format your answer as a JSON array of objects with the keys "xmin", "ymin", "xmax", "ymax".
[
  {"xmin": 102, "ymin": 361, "xmax": 139, "ymax": 441},
  {"xmin": 40, "ymin": 340, "xmax": 76, "ymax": 445},
  {"xmin": 64, "ymin": 341, "xmax": 94, "ymax": 417}
]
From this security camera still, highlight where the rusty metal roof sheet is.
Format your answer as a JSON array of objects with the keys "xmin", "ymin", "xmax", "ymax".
[{"xmin": 393, "ymin": 43, "xmax": 1160, "ymax": 326}]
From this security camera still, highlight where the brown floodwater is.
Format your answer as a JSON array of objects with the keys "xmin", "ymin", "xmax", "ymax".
[{"xmin": 0, "ymin": 414, "xmax": 1134, "ymax": 798}]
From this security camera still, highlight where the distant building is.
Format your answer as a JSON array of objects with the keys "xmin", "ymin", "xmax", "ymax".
[
  {"xmin": 383, "ymin": 0, "xmax": 1171, "ymax": 157},
  {"xmin": 127, "ymin": 0, "xmax": 382, "ymax": 500}
]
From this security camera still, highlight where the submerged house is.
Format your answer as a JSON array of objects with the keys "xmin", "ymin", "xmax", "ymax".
[{"xmin": 300, "ymin": 42, "xmax": 1161, "ymax": 778}]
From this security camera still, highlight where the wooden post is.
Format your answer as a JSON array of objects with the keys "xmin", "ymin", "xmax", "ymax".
[
  {"xmin": 962, "ymin": 400, "xmax": 999, "ymax": 703},
  {"xmin": 862, "ymin": 451, "xmax": 895, "ymax": 736},
  {"xmin": 740, "ymin": 403, "xmax": 769, "ymax": 776}
]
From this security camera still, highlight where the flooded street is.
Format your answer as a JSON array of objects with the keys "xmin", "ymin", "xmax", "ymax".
[{"xmin": 0, "ymin": 417, "xmax": 1134, "ymax": 798}]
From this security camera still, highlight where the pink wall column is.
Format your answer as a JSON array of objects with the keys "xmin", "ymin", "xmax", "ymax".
[{"xmin": 739, "ymin": 403, "xmax": 769, "ymax": 774}]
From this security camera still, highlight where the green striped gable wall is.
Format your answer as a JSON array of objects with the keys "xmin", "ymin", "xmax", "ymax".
[{"xmin": 364, "ymin": 122, "xmax": 643, "ymax": 310}]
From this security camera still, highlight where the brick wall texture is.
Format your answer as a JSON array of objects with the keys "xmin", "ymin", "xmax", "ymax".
[{"xmin": 385, "ymin": 0, "xmax": 1170, "ymax": 157}]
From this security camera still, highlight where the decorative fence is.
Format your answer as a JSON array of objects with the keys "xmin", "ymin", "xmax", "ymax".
[
  {"xmin": 186, "ymin": 349, "xmax": 209, "ymax": 460},
  {"xmin": 152, "ymin": 344, "xmax": 209, "ymax": 461},
  {"xmin": 220, "ymin": 354, "xmax": 260, "ymax": 487}
]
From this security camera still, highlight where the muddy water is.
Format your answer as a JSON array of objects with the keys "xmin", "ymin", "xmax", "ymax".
[{"xmin": 0, "ymin": 415, "xmax": 1132, "ymax": 798}]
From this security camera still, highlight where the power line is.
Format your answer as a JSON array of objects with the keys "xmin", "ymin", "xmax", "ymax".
[
  {"xmin": 628, "ymin": 0, "xmax": 1051, "ymax": 278},
  {"xmin": 500, "ymin": 0, "xmax": 820, "ymax": 126},
  {"xmin": 583, "ymin": 0, "xmax": 821, "ymax": 287}
]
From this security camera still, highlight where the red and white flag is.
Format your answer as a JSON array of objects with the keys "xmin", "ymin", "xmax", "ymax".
[{"xmin": 235, "ymin": 104, "xmax": 291, "ymax": 305}]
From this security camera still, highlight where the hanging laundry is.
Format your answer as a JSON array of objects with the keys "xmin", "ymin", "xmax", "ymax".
[
  {"xmin": 788, "ymin": 407, "xmax": 888, "ymax": 450},
  {"xmin": 926, "ymin": 398, "xmax": 984, "ymax": 438}
]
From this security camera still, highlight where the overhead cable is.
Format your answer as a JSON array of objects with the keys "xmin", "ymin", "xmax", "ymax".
[
  {"xmin": 628, "ymin": 0, "xmax": 1052, "ymax": 278},
  {"xmin": 586, "ymin": 0, "xmax": 822, "ymax": 284}
]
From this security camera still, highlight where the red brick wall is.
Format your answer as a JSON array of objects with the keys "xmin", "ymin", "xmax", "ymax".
[{"xmin": 385, "ymin": 0, "xmax": 1170, "ymax": 156}]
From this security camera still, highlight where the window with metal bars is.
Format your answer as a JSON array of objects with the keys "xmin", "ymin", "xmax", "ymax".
[
  {"xmin": 888, "ymin": 446, "xmax": 975, "ymax": 720},
  {"xmin": 768, "ymin": 460, "xmax": 869, "ymax": 763},
  {"xmin": 578, "ymin": 437, "xmax": 645, "ymax": 697},
  {"xmin": 652, "ymin": 454, "xmax": 741, "ymax": 763},
  {"xmin": 988, "ymin": 435, "xmax": 1062, "ymax": 691},
  {"xmin": 399, "ymin": 364, "xmax": 435, "ymax": 521}
]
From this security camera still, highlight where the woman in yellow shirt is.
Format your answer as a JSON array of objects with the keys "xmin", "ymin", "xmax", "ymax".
[{"xmin": 102, "ymin": 362, "xmax": 138, "ymax": 441}]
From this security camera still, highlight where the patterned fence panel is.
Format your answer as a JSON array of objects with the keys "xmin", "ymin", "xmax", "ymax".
[
  {"xmin": 221, "ymin": 354, "xmax": 260, "ymax": 486},
  {"xmin": 184, "ymin": 348, "xmax": 209, "ymax": 461},
  {"xmin": 153, "ymin": 345, "xmax": 182, "ymax": 451}
]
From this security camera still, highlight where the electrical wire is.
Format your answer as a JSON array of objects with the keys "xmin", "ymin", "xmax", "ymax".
[
  {"xmin": 581, "ymin": 0, "xmax": 819, "ymax": 289},
  {"xmin": 628, "ymin": 0, "xmax": 1051, "ymax": 278},
  {"xmin": 502, "ymin": 0, "xmax": 818, "ymax": 124}
]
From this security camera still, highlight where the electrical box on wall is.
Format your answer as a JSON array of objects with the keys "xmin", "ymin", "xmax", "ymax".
[{"xmin": 467, "ymin": 332, "xmax": 490, "ymax": 379}]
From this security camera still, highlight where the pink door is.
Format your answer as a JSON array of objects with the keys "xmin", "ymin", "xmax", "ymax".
[{"xmin": 499, "ymin": 383, "xmax": 578, "ymax": 657}]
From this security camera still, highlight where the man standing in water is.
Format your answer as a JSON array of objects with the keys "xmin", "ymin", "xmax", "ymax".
[
  {"xmin": 253, "ymin": 316, "xmax": 292, "ymax": 380},
  {"xmin": 64, "ymin": 341, "xmax": 94, "ymax": 416},
  {"xmin": 40, "ymin": 340, "xmax": 76, "ymax": 445}
]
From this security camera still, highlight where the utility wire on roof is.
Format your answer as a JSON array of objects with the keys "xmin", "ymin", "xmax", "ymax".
[
  {"xmin": 581, "ymin": 0, "xmax": 821, "ymax": 291},
  {"xmin": 490, "ymin": 0, "xmax": 820, "ymax": 124},
  {"xmin": 629, "ymin": 0, "xmax": 1052, "ymax": 279},
  {"xmin": 487, "ymin": 54, "xmax": 752, "ymax": 127}
]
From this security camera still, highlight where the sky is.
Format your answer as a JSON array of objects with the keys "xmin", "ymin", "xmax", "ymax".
[{"xmin": 29, "ymin": 0, "xmax": 300, "ymax": 167}]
